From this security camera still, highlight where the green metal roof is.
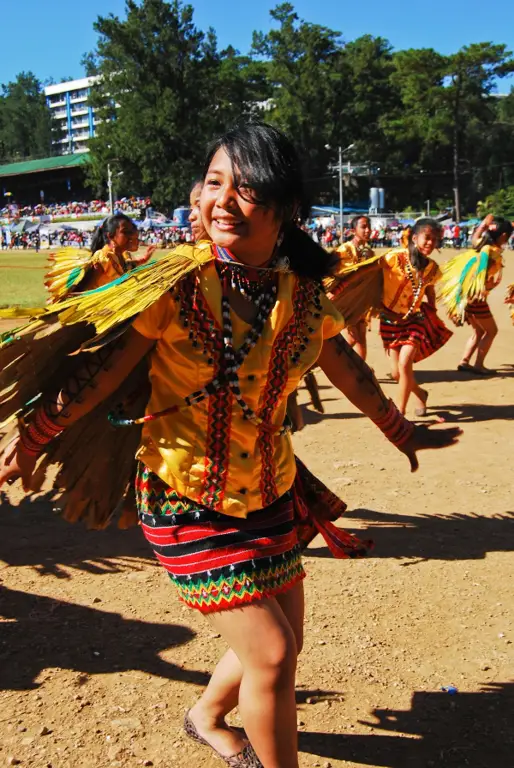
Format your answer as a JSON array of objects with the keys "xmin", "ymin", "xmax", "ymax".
[{"xmin": 0, "ymin": 153, "xmax": 89, "ymax": 178}]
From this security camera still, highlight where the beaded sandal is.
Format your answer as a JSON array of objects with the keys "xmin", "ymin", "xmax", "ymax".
[{"xmin": 183, "ymin": 711, "xmax": 263, "ymax": 768}]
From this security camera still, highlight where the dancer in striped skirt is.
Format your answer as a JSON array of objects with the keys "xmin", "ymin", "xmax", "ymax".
[
  {"xmin": 439, "ymin": 215, "xmax": 512, "ymax": 376},
  {"xmin": 378, "ymin": 219, "xmax": 452, "ymax": 416},
  {"xmin": 0, "ymin": 124, "xmax": 460, "ymax": 768}
]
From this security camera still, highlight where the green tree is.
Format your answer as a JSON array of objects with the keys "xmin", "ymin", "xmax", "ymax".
[
  {"xmin": 85, "ymin": 0, "xmax": 267, "ymax": 208},
  {"xmin": 0, "ymin": 72, "xmax": 55, "ymax": 162},
  {"xmin": 252, "ymin": 6, "xmax": 399, "ymax": 204},
  {"xmin": 251, "ymin": 3, "xmax": 344, "ymax": 186},
  {"xmin": 477, "ymin": 186, "xmax": 514, "ymax": 218},
  {"xmin": 444, "ymin": 43, "xmax": 514, "ymax": 221}
]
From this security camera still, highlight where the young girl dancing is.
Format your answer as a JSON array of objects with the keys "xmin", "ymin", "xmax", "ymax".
[
  {"xmin": 0, "ymin": 125, "xmax": 459, "ymax": 768},
  {"xmin": 439, "ymin": 215, "xmax": 513, "ymax": 375},
  {"xmin": 45, "ymin": 213, "xmax": 156, "ymax": 302}
]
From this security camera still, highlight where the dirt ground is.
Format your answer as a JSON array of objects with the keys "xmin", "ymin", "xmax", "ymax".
[{"xmin": 1, "ymin": 250, "xmax": 513, "ymax": 768}]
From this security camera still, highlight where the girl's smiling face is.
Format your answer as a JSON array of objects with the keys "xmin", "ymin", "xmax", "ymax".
[
  {"xmin": 413, "ymin": 226, "xmax": 439, "ymax": 257},
  {"xmin": 200, "ymin": 148, "xmax": 282, "ymax": 265}
]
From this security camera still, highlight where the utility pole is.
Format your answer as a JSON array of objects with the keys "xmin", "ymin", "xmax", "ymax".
[
  {"xmin": 107, "ymin": 163, "xmax": 113, "ymax": 215},
  {"xmin": 338, "ymin": 144, "xmax": 355, "ymax": 234}
]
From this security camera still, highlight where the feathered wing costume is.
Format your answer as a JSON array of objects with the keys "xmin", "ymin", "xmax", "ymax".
[
  {"xmin": 323, "ymin": 252, "xmax": 385, "ymax": 325},
  {"xmin": 438, "ymin": 249, "xmax": 494, "ymax": 326},
  {"xmin": 44, "ymin": 248, "xmax": 96, "ymax": 302},
  {"xmin": 0, "ymin": 243, "xmax": 215, "ymax": 529}
]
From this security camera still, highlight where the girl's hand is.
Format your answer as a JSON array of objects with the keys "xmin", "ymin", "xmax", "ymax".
[
  {"xmin": 0, "ymin": 437, "xmax": 38, "ymax": 492},
  {"xmin": 134, "ymin": 245, "xmax": 157, "ymax": 265},
  {"xmin": 399, "ymin": 424, "xmax": 462, "ymax": 472}
]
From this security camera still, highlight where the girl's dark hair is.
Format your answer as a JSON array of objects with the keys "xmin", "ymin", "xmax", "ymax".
[
  {"xmin": 408, "ymin": 217, "xmax": 441, "ymax": 271},
  {"xmin": 90, "ymin": 213, "xmax": 134, "ymax": 253},
  {"xmin": 190, "ymin": 178, "xmax": 203, "ymax": 195},
  {"xmin": 203, "ymin": 120, "xmax": 336, "ymax": 281},
  {"xmin": 350, "ymin": 215, "xmax": 371, "ymax": 231},
  {"xmin": 474, "ymin": 216, "xmax": 513, "ymax": 251}
]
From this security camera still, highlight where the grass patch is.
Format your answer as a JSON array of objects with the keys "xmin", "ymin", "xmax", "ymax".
[{"xmin": 0, "ymin": 250, "xmax": 48, "ymax": 307}]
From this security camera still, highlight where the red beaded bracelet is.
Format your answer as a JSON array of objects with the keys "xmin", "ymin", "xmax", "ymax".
[
  {"xmin": 19, "ymin": 408, "xmax": 64, "ymax": 457},
  {"xmin": 372, "ymin": 399, "xmax": 415, "ymax": 448}
]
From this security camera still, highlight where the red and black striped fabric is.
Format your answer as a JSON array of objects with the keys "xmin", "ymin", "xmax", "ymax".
[
  {"xmin": 379, "ymin": 303, "xmax": 452, "ymax": 363},
  {"xmin": 136, "ymin": 463, "xmax": 305, "ymax": 613},
  {"xmin": 464, "ymin": 299, "xmax": 494, "ymax": 324},
  {"xmin": 136, "ymin": 459, "xmax": 371, "ymax": 613}
]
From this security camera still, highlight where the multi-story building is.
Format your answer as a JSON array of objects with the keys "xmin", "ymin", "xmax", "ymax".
[{"xmin": 45, "ymin": 76, "xmax": 100, "ymax": 155}]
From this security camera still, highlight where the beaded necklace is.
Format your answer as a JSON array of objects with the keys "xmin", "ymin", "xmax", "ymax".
[
  {"xmin": 401, "ymin": 252, "xmax": 427, "ymax": 320},
  {"xmin": 352, "ymin": 241, "xmax": 373, "ymax": 262},
  {"xmin": 110, "ymin": 247, "xmax": 322, "ymax": 431}
]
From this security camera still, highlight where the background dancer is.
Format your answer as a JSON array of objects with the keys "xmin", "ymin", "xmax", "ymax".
[
  {"xmin": 45, "ymin": 213, "xmax": 156, "ymax": 302},
  {"xmin": 325, "ymin": 218, "xmax": 452, "ymax": 418},
  {"xmin": 439, "ymin": 216, "xmax": 513, "ymax": 376},
  {"xmin": 333, "ymin": 215, "xmax": 375, "ymax": 360}
]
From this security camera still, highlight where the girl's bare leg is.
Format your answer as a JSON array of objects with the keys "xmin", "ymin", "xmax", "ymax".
[
  {"xmin": 189, "ymin": 582, "xmax": 304, "ymax": 767},
  {"xmin": 474, "ymin": 316, "xmax": 498, "ymax": 369},
  {"xmin": 344, "ymin": 321, "xmax": 367, "ymax": 360},
  {"xmin": 397, "ymin": 344, "xmax": 420, "ymax": 415},
  {"xmin": 459, "ymin": 317, "xmax": 484, "ymax": 367},
  {"xmin": 388, "ymin": 348, "xmax": 400, "ymax": 383}
]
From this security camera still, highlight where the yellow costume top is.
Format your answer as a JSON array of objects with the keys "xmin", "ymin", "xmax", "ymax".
[
  {"xmin": 45, "ymin": 244, "xmax": 133, "ymax": 302},
  {"xmin": 334, "ymin": 241, "xmax": 374, "ymax": 274},
  {"xmin": 482, "ymin": 245, "xmax": 503, "ymax": 292},
  {"xmin": 382, "ymin": 249, "xmax": 441, "ymax": 317},
  {"xmin": 133, "ymin": 261, "xmax": 344, "ymax": 518},
  {"xmin": 86, "ymin": 245, "xmax": 132, "ymax": 289}
]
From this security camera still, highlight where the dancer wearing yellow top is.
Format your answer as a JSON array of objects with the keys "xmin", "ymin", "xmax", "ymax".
[
  {"xmin": 379, "ymin": 220, "xmax": 452, "ymax": 415},
  {"xmin": 0, "ymin": 124, "xmax": 460, "ymax": 768},
  {"xmin": 439, "ymin": 215, "xmax": 512, "ymax": 375},
  {"xmin": 325, "ymin": 218, "xmax": 452, "ymax": 417},
  {"xmin": 44, "ymin": 213, "xmax": 156, "ymax": 302},
  {"xmin": 333, "ymin": 215, "xmax": 374, "ymax": 359}
]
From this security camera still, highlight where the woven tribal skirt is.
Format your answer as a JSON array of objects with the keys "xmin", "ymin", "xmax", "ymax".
[
  {"xmin": 379, "ymin": 303, "xmax": 452, "ymax": 363},
  {"xmin": 136, "ymin": 461, "xmax": 370, "ymax": 614},
  {"xmin": 136, "ymin": 464, "xmax": 305, "ymax": 613},
  {"xmin": 464, "ymin": 299, "xmax": 494, "ymax": 324}
]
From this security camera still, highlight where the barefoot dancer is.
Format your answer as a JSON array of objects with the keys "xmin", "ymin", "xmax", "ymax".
[
  {"xmin": 333, "ymin": 215, "xmax": 374, "ymax": 360},
  {"xmin": 439, "ymin": 215, "xmax": 512, "ymax": 376},
  {"xmin": 326, "ymin": 218, "xmax": 452, "ymax": 417},
  {"xmin": 380, "ymin": 219, "xmax": 452, "ymax": 415},
  {"xmin": 0, "ymin": 124, "xmax": 460, "ymax": 768}
]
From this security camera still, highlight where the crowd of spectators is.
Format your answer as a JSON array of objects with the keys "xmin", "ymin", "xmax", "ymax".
[
  {"xmin": 0, "ymin": 197, "xmax": 151, "ymax": 222},
  {"xmin": 2, "ymin": 206, "xmax": 513, "ymax": 251}
]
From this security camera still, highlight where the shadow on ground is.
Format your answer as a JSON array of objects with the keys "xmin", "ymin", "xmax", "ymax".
[
  {"xmin": 305, "ymin": 507, "xmax": 514, "ymax": 562},
  {"xmin": 417, "ymin": 366, "xmax": 514, "ymax": 385},
  {"xmin": 299, "ymin": 682, "xmax": 514, "ymax": 767},
  {"xmin": 0, "ymin": 490, "xmax": 153, "ymax": 578},
  {"xmin": 0, "ymin": 585, "xmax": 209, "ymax": 691}
]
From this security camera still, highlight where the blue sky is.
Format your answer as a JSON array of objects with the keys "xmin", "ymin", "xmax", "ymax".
[{"xmin": 2, "ymin": 0, "xmax": 513, "ymax": 90}]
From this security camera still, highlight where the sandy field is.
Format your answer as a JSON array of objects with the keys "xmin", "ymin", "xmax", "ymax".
[{"xmin": 0, "ymin": 249, "xmax": 513, "ymax": 768}]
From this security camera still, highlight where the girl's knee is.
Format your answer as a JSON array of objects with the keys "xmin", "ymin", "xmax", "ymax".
[{"xmin": 251, "ymin": 626, "xmax": 298, "ymax": 682}]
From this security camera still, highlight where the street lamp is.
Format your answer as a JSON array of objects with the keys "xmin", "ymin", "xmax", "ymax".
[
  {"xmin": 107, "ymin": 163, "xmax": 113, "ymax": 215},
  {"xmin": 107, "ymin": 162, "xmax": 124, "ymax": 215}
]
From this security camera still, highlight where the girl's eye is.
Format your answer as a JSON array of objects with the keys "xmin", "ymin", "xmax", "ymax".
[{"xmin": 206, "ymin": 178, "xmax": 220, "ymax": 187}]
